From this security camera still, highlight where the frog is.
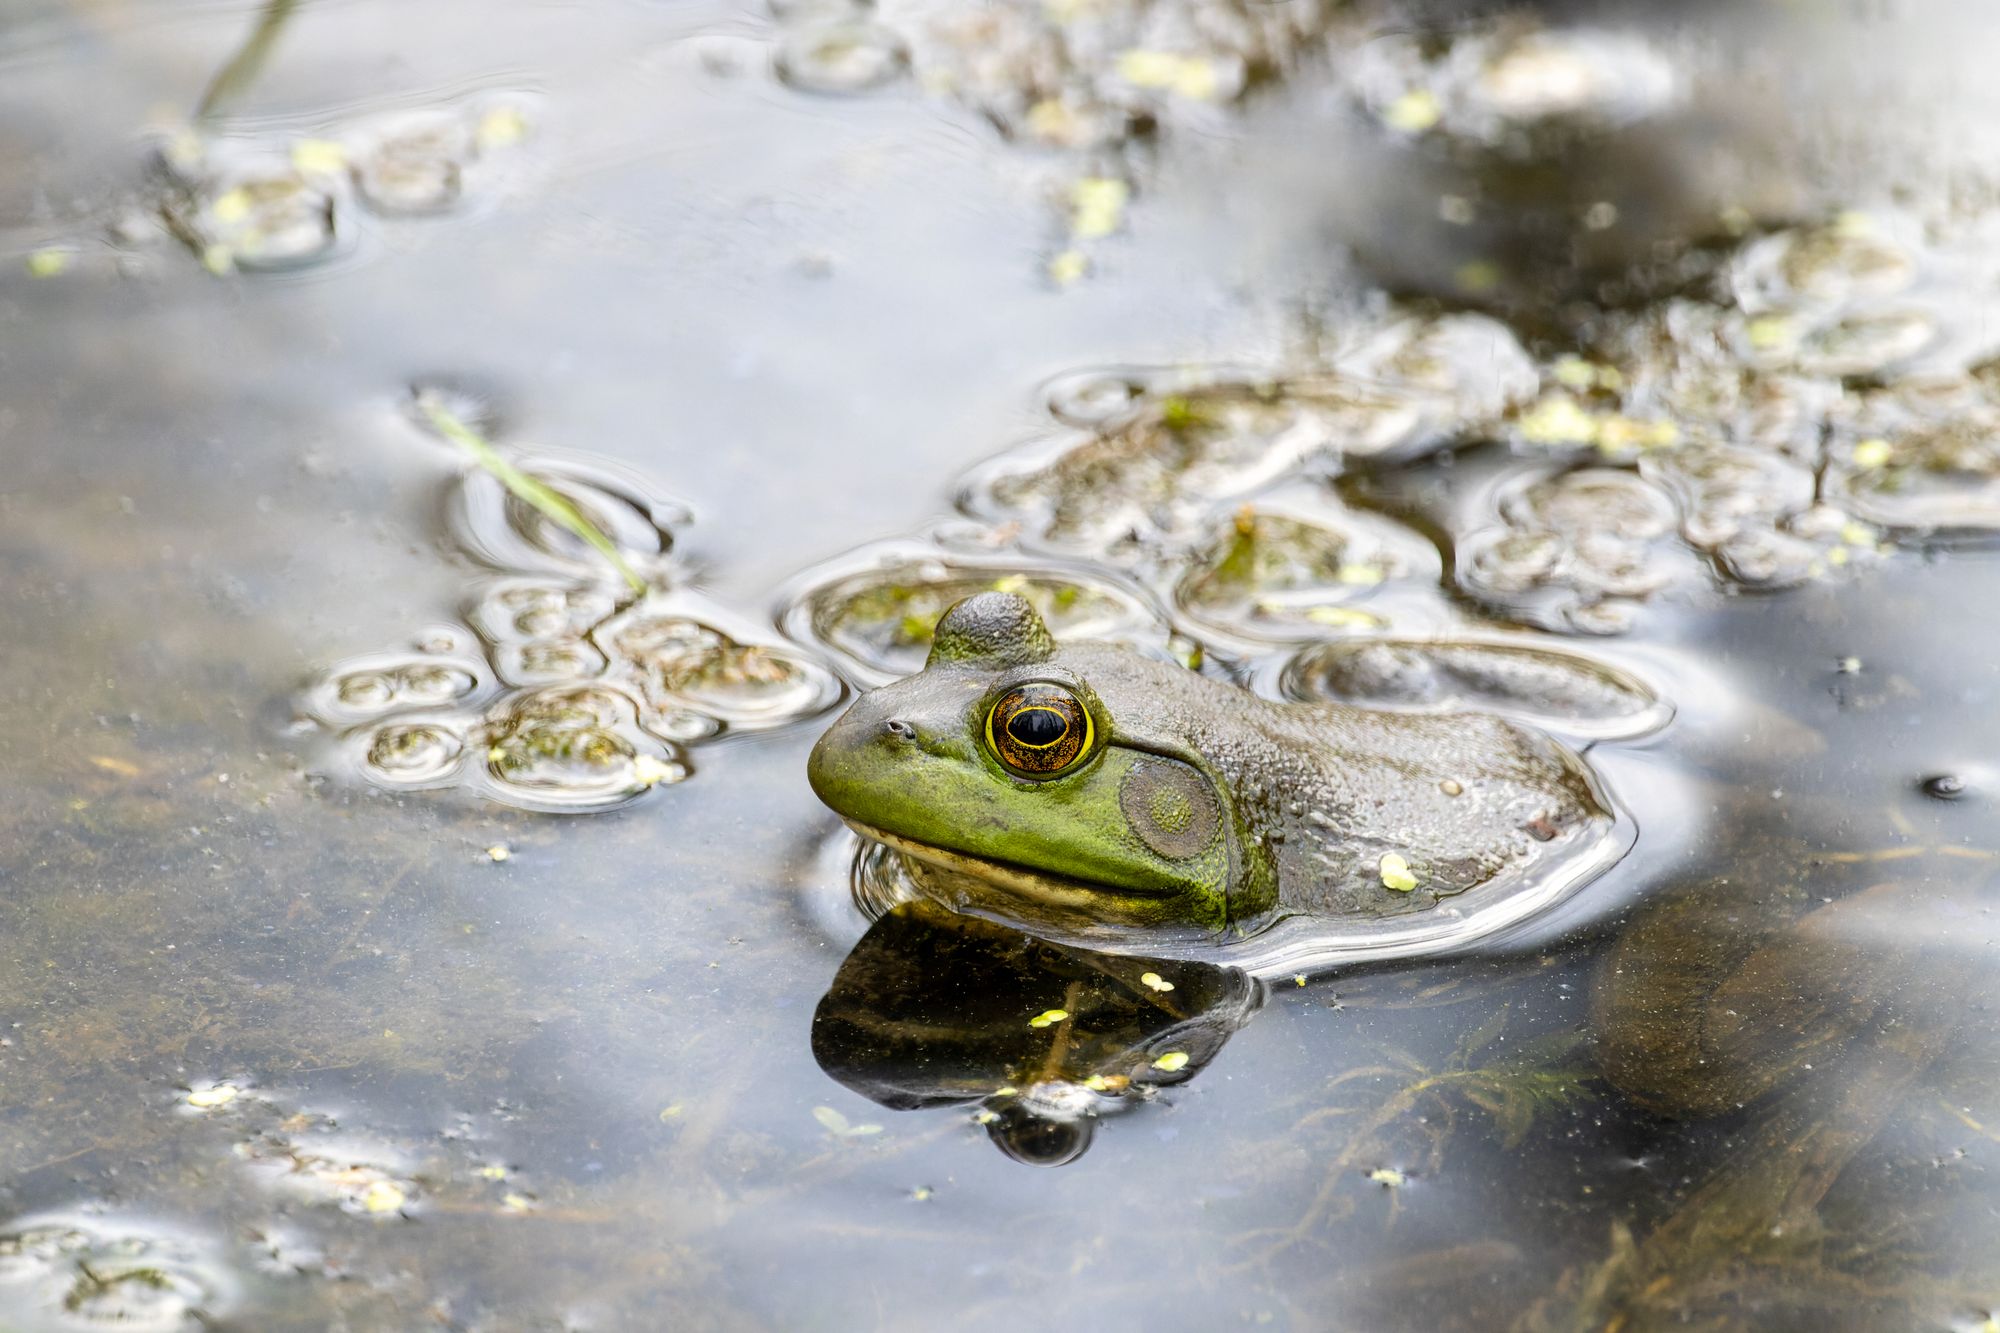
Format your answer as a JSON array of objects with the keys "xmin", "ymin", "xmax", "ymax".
[{"xmin": 807, "ymin": 589, "xmax": 1622, "ymax": 952}]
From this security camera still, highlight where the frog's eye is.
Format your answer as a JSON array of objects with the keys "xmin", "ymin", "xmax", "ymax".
[{"xmin": 985, "ymin": 683, "xmax": 1093, "ymax": 779}]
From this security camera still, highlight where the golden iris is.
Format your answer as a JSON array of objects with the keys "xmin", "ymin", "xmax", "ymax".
[{"xmin": 986, "ymin": 683, "xmax": 1092, "ymax": 778}]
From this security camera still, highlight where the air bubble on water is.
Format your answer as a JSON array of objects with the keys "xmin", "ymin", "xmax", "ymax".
[
  {"xmin": 164, "ymin": 159, "xmax": 346, "ymax": 273},
  {"xmin": 1343, "ymin": 22, "xmax": 1680, "ymax": 149},
  {"xmin": 1746, "ymin": 307, "xmax": 1940, "ymax": 380},
  {"xmin": 1469, "ymin": 29, "xmax": 1680, "ymax": 128},
  {"xmin": 1731, "ymin": 213, "xmax": 1921, "ymax": 315},
  {"xmin": 469, "ymin": 578, "xmax": 622, "ymax": 646},
  {"xmin": 1827, "ymin": 386, "xmax": 2000, "ymax": 534},
  {"xmin": 1709, "ymin": 527, "xmax": 1823, "ymax": 589},
  {"xmin": 491, "ymin": 637, "xmax": 610, "ymax": 687},
  {"xmin": 1641, "ymin": 446, "xmax": 1816, "ymax": 553},
  {"xmin": 1456, "ymin": 466, "xmax": 1691, "ymax": 634},
  {"xmin": 773, "ymin": 21, "xmax": 910, "ymax": 97},
  {"xmin": 1464, "ymin": 529, "xmax": 1566, "ymax": 595},
  {"xmin": 342, "ymin": 93, "xmax": 536, "ymax": 220},
  {"xmin": 1338, "ymin": 312, "xmax": 1540, "ymax": 432},
  {"xmin": 349, "ymin": 113, "xmax": 473, "ymax": 216},
  {"xmin": 644, "ymin": 709, "xmax": 724, "ymax": 744},
  {"xmin": 474, "ymin": 685, "xmax": 683, "ymax": 812},
  {"xmin": 1562, "ymin": 598, "xmax": 1643, "ymax": 636},
  {"xmin": 359, "ymin": 720, "xmax": 468, "ymax": 787},
  {"xmin": 959, "ymin": 315, "xmax": 1533, "ymax": 555},
  {"xmin": 301, "ymin": 646, "xmax": 492, "ymax": 728},
  {"xmin": 769, "ymin": 0, "xmax": 872, "ymax": 20},
  {"xmin": 1041, "ymin": 368, "xmax": 1153, "ymax": 429},
  {"xmin": 598, "ymin": 596, "xmax": 844, "ymax": 731}
]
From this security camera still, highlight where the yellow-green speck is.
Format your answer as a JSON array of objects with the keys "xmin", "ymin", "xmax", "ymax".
[
  {"xmin": 1379, "ymin": 853, "xmax": 1419, "ymax": 893},
  {"xmin": 1152, "ymin": 1051, "xmax": 1190, "ymax": 1072},
  {"xmin": 290, "ymin": 138, "xmax": 347, "ymax": 175},
  {"xmin": 1454, "ymin": 260, "xmax": 1502, "ymax": 294},
  {"xmin": 477, "ymin": 105, "xmax": 529, "ymax": 150},
  {"xmin": 1048, "ymin": 248, "xmax": 1089, "ymax": 287},
  {"xmin": 1070, "ymin": 177, "xmax": 1130, "ymax": 241},
  {"xmin": 1382, "ymin": 89, "xmax": 1441, "ymax": 133},
  {"xmin": 1746, "ymin": 314, "xmax": 1796, "ymax": 351},
  {"xmin": 185, "ymin": 1084, "xmax": 239, "ymax": 1109},
  {"xmin": 1028, "ymin": 1008, "xmax": 1070, "ymax": 1028},
  {"xmin": 1852, "ymin": 438, "xmax": 1893, "ymax": 469},
  {"xmin": 1336, "ymin": 563, "xmax": 1386, "ymax": 586},
  {"xmin": 1517, "ymin": 393, "xmax": 1600, "ymax": 446},
  {"xmin": 1115, "ymin": 50, "xmax": 1218, "ymax": 100},
  {"xmin": 631, "ymin": 755, "xmax": 677, "ymax": 787},
  {"xmin": 1302, "ymin": 605, "xmax": 1384, "ymax": 630},
  {"xmin": 361, "ymin": 1180, "xmax": 408, "ymax": 1214}
]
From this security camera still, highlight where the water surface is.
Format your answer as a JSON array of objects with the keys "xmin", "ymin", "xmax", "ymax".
[{"xmin": 7, "ymin": 1, "xmax": 2000, "ymax": 1329}]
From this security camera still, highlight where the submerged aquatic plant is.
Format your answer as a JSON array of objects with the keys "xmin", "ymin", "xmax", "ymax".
[
  {"xmin": 414, "ymin": 392, "xmax": 647, "ymax": 595},
  {"xmin": 1231, "ymin": 1009, "xmax": 1599, "ymax": 1268}
]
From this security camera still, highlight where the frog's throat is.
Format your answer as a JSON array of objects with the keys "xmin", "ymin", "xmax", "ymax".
[{"xmin": 841, "ymin": 820, "xmax": 1184, "ymax": 910}]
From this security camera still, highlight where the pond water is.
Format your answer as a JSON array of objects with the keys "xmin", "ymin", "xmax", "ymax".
[{"xmin": 7, "ymin": 0, "xmax": 2000, "ymax": 1328}]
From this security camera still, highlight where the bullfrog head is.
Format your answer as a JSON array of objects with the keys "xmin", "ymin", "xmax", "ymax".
[
  {"xmin": 809, "ymin": 592, "xmax": 1268, "ymax": 943},
  {"xmin": 810, "ymin": 592, "xmax": 1619, "ymax": 951}
]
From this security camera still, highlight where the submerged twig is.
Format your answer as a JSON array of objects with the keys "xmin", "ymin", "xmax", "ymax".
[{"xmin": 416, "ymin": 394, "xmax": 647, "ymax": 594}]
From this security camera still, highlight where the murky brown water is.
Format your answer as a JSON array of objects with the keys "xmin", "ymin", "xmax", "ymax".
[{"xmin": 8, "ymin": 0, "xmax": 2000, "ymax": 1328}]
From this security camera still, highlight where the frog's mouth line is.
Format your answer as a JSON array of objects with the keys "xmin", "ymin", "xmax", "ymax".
[{"xmin": 842, "ymin": 820, "xmax": 1180, "ymax": 905}]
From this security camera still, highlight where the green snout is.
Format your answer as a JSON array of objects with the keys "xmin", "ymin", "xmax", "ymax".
[{"xmin": 807, "ymin": 675, "xmax": 1232, "ymax": 928}]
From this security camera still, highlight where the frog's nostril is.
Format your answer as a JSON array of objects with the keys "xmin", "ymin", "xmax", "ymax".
[{"xmin": 883, "ymin": 720, "xmax": 916, "ymax": 741}]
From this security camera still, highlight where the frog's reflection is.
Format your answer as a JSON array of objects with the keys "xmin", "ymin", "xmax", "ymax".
[{"xmin": 811, "ymin": 899, "xmax": 1262, "ymax": 1166}]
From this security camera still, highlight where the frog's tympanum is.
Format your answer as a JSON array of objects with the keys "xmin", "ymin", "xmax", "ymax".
[
  {"xmin": 812, "ymin": 899, "xmax": 1260, "ymax": 1166},
  {"xmin": 808, "ymin": 591, "xmax": 1618, "ymax": 951}
]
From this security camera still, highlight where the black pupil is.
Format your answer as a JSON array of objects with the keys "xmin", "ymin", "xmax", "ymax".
[{"xmin": 1006, "ymin": 706, "xmax": 1068, "ymax": 749}]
